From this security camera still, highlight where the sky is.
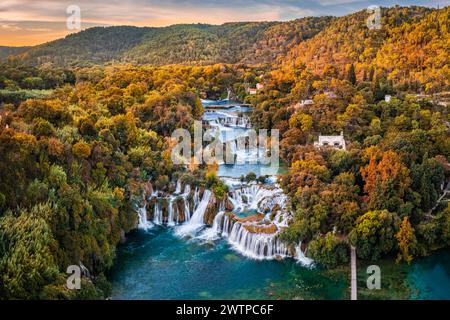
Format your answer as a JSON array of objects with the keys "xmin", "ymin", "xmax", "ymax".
[{"xmin": 0, "ymin": 0, "xmax": 448, "ymax": 46}]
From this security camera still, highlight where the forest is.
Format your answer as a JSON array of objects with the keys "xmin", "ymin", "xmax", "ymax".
[{"xmin": 0, "ymin": 5, "xmax": 449, "ymax": 299}]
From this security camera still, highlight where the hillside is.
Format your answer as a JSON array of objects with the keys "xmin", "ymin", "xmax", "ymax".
[
  {"xmin": 0, "ymin": 46, "xmax": 30, "ymax": 60},
  {"xmin": 18, "ymin": 26, "xmax": 151, "ymax": 67},
  {"xmin": 374, "ymin": 7, "xmax": 449, "ymax": 92},
  {"xmin": 240, "ymin": 16, "xmax": 334, "ymax": 65},
  {"xmin": 284, "ymin": 6, "xmax": 434, "ymax": 75},
  {"xmin": 15, "ymin": 18, "xmax": 332, "ymax": 66},
  {"xmin": 121, "ymin": 22, "xmax": 276, "ymax": 65}
]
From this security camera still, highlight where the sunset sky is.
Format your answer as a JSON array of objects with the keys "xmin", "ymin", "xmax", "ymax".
[{"xmin": 1, "ymin": 0, "xmax": 448, "ymax": 46}]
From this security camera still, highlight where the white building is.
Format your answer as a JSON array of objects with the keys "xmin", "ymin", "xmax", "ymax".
[
  {"xmin": 291, "ymin": 99, "xmax": 314, "ymax": 111},
  {"xmin": 247, "ymin": 88, "xmax": 257, "ymax": 95},
  {"xmin": 385, "ymin": 95, "xmax": 392, "ymax": 102},
  {"xmin": 314, "ymin": 132, "xmax": 346, "ymax": 150}
]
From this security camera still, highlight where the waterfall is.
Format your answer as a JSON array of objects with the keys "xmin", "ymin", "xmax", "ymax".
[
  {"xmin": 193, "ymin": 187, "xmax": 200, "ymax": 211},
  {"xmin": 167, "ymin": 198, "xmax": 176, "ymax": 226},
  {"xmin": 197, "ymin": 201, "xmax": 226, "ymax": 240},
  {"xmin": 153, "ymin": 201, "xmax": 163, "ymax": 225},
  {"xmin": 217, "ymin": 116, "xmax": 251, "ymax": 129},
  {"xmin": 222, "ymin": 214, "xmax": 231, "ymax": 237},
  {"xmin": 175, "ymin": 190, "xmax": 212, "ymax": 237},
  {"xmin": 229, "ymin": 185, "xmax": 282, "ymax": 212},
  {"xmin": 198, "ymin": 211, "xmax": 225, "ymax": 240},
  {"xmin": 138, "ymin": 206, "xmax": 152, "ymax": 230},
  {"xmin": 225, "ymin": 222, "xmax": 288, "ymax": 260},
  {"xmin": 295, "ymin": 242, "xmax": 314, "ymax": 267},
  {"xmin": 194, "ymin": 181, "xmax": 297, "ymax": 260},
  {"xmin": 148, "ymin": 183, "xmax": 195, "ymax": 226},
  {"xmin": 175, "ymin": 179, "xmax": 182, "ymax": 194},
  {"xmin": 183, "ymin": 184, "xmax": 191, "ymax": 221}
]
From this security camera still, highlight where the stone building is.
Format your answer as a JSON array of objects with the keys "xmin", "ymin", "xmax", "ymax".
[{"xmin": 314, "ymin": 131, "xmax": 346, "ymax": 150}]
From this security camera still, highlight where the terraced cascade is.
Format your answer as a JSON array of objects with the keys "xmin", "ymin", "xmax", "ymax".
[{"xmin": 110, "ymin": 101, "xmax": 317, "ymax": 299}]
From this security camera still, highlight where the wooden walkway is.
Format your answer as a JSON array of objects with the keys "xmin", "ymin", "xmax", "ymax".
[{"xmin": 350, "ymin": 245, "xmax": 357, "ymax": 300}]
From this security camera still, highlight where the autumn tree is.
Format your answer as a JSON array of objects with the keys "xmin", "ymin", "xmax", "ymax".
[{"xmin": 396, "ymin": 217, "xmax": 417, "ymax": 263}]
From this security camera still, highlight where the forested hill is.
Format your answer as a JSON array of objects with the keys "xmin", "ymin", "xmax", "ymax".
[
  {"xmin": 16, "ymin": 26, "xmax": 152, "ymax": 67},
  {"xmin": 283, "ymin": 6, "xmax": 449, "ymax": 92},
  {"xmin": 13, "ymin": 18, "xmax": 333, "ymax": 66},
  {"xmin": 6, "ymin": 5, "xmax": 449, "ymax": 76}
]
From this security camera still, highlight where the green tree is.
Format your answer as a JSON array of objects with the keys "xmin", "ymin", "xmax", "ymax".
[
  {"xmin": 0, "ymin": 204, "xmax": 60, "ymax": 299},
  {"xmin": 349, "ymin": 210, "xmax": 398, "ymax": 260}
]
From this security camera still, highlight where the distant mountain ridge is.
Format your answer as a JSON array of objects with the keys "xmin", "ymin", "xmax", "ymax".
[
  {"xmin": 13, "ymin": 18, "xmax": 333, "ymax": 66},
  {"xmin": 8, "ymin": 5, "xmax": 449, "ymax": 81}
]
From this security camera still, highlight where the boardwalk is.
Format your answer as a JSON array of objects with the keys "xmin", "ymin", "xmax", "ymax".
[{"xmin": 350, "ymin": 245, "xmax": 357, "ymax": 300}]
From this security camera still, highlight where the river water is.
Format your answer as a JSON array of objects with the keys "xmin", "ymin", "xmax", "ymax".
[{"xmin": 110, "ymin": 102, "xmax": 450, "ymax": 300}]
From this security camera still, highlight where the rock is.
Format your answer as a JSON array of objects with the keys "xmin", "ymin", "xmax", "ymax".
[
  {"xmin": 146, "ymin": 197, "xmax": 158, "ymax": 220},
  {"xmin": 243, "ymin": 223, "xmax": 278, "ymax": 234},
  {"xmin": 225, "ymin": 198, "xmax": 234, "ymax": 211},
  {"xmin": 301, "ymin": 242, "xmax": 308, "ymax": 253},
  {"xmin": 204, "ymin": 193, "xmax": 218, "ymax": 226},
  {"xmin": 144, "ymin": 181, "xmax": 154, "ymax": 199},
  {"xmin": 274, "ymin": 255, "xmax": 283, "ymax": 261},
  {"xmin": 119, "ymin": 229, "xmax": 127, "ymax": 244},
  {"xmin": 175, "ymin": 197, "xmax": 187, "ymax": 223}
]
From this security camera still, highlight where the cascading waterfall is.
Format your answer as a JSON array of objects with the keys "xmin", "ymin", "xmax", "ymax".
[
  {"xmin": 153, "ymin": 201, "xmax": 163, "ymax": 225},
  {"xmin": 175, "ymin": 190, "xmax": 212, "ymax": 237},
  {"xmin": 167, "ymin": 197, "xmax": 176, "ymax": 226},
  {"xmin": 175, "ymin": 180, "xmax": 182, "ymax": 194},
  {"xmin": 183, "ymin": 184, "xmax": 191, "ymax": 221},
  {"xmin": 198, "ymin": 201, "xmax": 226, "ymax": 240},
  {"xmin": 193, "ymin": 183, "xmax": 295, "ymax": 260},
  {"xmin": 148, "ymin": 182, "xmax": 197, "ymax": 227},
  {"xmin": 295, "ymin": 242, "xmax": 314, "ymax": 267},
  {"xmin": 198, "ymin": 211, "xmax": 225, "ymax": 241},
  {"xmin": 227, "ymin": 223, "xmax": 289, "ymax": 260},
  {"xmin": 137, "ymin": 206, "xmax": 152, "ymax": 230},
  {"xmin": 193, "ymin": 187, "xmax": 200, "ymax": 211},
  {"xmin": 217, "ymin": 116, "xmax": 251, "ymax": 129},
  {"xmin": 229, "ymin": 184, "xmax": 283, "ymax": 212},
  {"xmin": 133, "ymin": 100, "xmax": 315, "ymax": 265}
]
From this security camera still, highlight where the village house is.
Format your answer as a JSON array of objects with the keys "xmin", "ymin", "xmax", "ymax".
[
  {"xmin": 314, "ymin": 132, "xmax": 347, "ymax": 150},
  {"xmin": 291, "ymin": 99, "xmax": 314, "ymax": 111},
  {"xmin": 247, "ymin": 88, "xmax": 257, "ymax": 95}
]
